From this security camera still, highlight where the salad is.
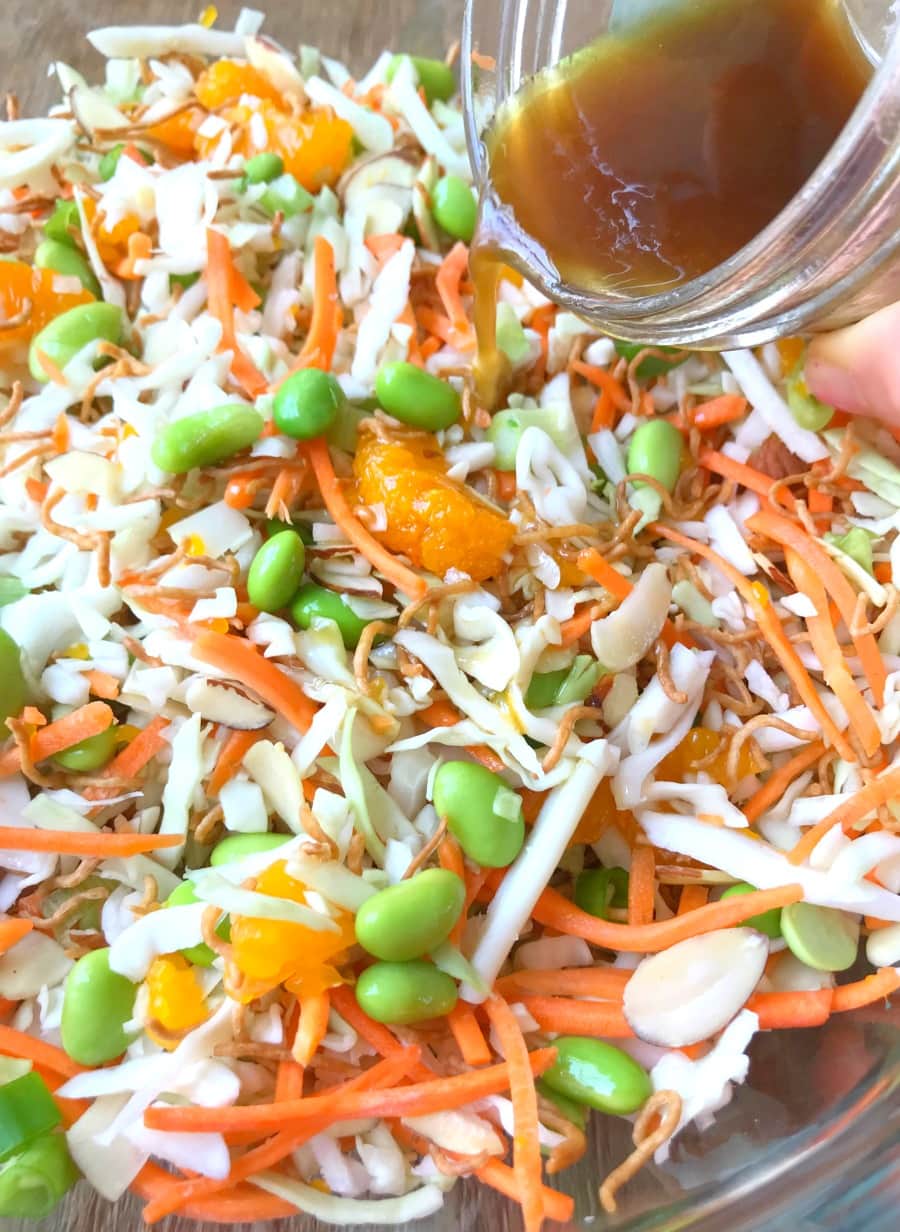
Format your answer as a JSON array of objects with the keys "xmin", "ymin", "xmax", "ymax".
[{"xmin": 0, "ymin": 8, "xmax": 898, "ymax": 1228}]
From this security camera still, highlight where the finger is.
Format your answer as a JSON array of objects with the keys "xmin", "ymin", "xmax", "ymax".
[{"xmin": 806, "ymin": 302, "xmax": 900, "ymax": 425}]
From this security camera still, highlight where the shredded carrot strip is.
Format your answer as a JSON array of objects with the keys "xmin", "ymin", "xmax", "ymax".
[
  {"xmin": 743, "ymin": 741, "xmax": 825, "ymax": 824},
  {"xmin": 0, "ymin": 827, "xmax": 182, "ymax": 857},
  {"xmin": 292, "ymin": 991, "xmax": 331, "ymax": 1066},
  {"xmin": 435, "ymin": 241, "xmax": 472, "ymax": 344},
  {"xmin": 193, "ymin": 631, "xmax": 318, "ymax": 734},
  {"xmin": 447, "ymin": 1002, "xmax": 492, "ymax": 1067},
  {"xmin": 416, "ymin": 306, "xmax": 456, "ymax": 345},
  {"xmin": 99, "ymin": 715, "xmax": 170, "ymax": 784},
  {"xmin": 514, "ymin": 880, "xmax": 803, "ymax": 953},
  {"xmin": 145, "ymin": 1047, "xmax": 557, "ymax": 1134},
  {"xmin": 304, "ymin": 436, "xmax": 427, "ymax": 600},
  {"xmin": 0, "ymin": 917, "xmax": 32, "ymax": 954},
  {"xmin": 208, "ymin": 728, "xmax": 266, "ymax": 796},
  {"xmin": 691, "ymin": 394, "xmax": 748, "ymax": 431},
  {"xmin": 788, "ymin": 761, "xmax": 900, "ymax": 864},
  {"xmin": 438, "ymin": 832, "xmax": 467, "ymax": 946},
  {"xmin": 570, "ymin": 361, "xmax": 630, "ymax": 412},
  {"xmin": 628, "ymin": 846, "xmax": 656, "ymax": 926},
  {"xmin": 485, "ymin": 997, "xmax": 546, "ymax": 1232},
  {"xmin": 832, "ymin": 967, "xmax": 900, "ymax": 1012},
  {"xmin": 205, "ymin": 227, "xmax": 267, "ymax": 398},
  {"xmin": 83, "ymin": 669, "xmax": 120, "ymax": 700},
  {"xmin": 274, "ymin": 1058, "xmax": 304, "ymax": 1103},
  {"xmin": 677, "ymin": 884, "xmax": 709, "ymax": 915},
  {"xmin": 284, "ymin": 234, "xmax": 340, "ymax": 375},
  {"xmin": 746, "ymin": 509, "xmax": 887, "ymax": 707},
  {"xmin": 140, "ymin": 1050, "xmax": 422, "ymax": 1224},
  {"xmin": 516, "ymin": 995, "xmax": 633, "ymax": 1039},
  {"xmin": 746, "ymin": 989, "xmax": 833, "ymax": 1030},
  {"xmin": 0, "ymin": 1024, "xmax": 84, "ymax": 1078},
  {"xmin": 698, "ymin": 449, "xmax": 797, "ymax": 511},
  {"xmin": 496, "ymin": 967, "xmax": 630, "ymax": 999},
  {"xmin": 559, "ymin": 604, "xmax": 596, "ymax": 646},
  {"xmin": 496, "ymin": 469, "xmax": 517, "ymax": 501},
  {"xmin": 0, "ymin": 701, "xmax": 114, "ymax": 778},
  {"xmin": 365, "ymin": 232, "xmax": 407, "ymax": 262},
  {"xmin": 590, "ymin": 389, "xmax": 616, "ymax": 432},
  {"xmin": 475, "ymin": 1158, "xmax": 575, "ymax": 1225},
  {"xmin": 133, "ymin": 1160, "xmax": 295, "ymax": 1224},
  {"xmin": 329, "ymin": 985, "xmax": 430, "ymax": 1073},
  {"xmin": 578, "ymin": 548, "xmax": 689, "ymax": 649},
  {"xmin": 785, "ymin": 550, "xmax": 881, "ymax": 757},
  {"xmin": 650, "ymin": 524, "xmax": 857, "ymax": 761},
  {"xmin": 115, "ymin": 231, "xmax": 152, "ymax": 280}
]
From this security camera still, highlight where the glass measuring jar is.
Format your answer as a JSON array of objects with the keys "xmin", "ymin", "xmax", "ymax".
[{"xmin": 462, "ymin": 0, "xmax": 900, "ymax": 349}]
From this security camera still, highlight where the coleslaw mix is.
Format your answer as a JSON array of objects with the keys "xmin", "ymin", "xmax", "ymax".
[{"xmin": 0, "ymin": 8, "xmax": 897, "ymax": 1228}]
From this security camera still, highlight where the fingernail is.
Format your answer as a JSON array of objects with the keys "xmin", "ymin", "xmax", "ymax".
[{"xmin": 804, "ymin": 358, "xmax": 867, "ymax": 416}]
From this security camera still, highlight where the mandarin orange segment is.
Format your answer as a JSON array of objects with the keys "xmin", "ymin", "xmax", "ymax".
[
  {"xmin": 570, "ymin": 777, "xmax": 633, "ymax": 845},
  {"xmin": 657, "ymin": 726, "xmax": 762, "ymax": 786},
  {"xmin": 0, "ymin": 261, "xmax": 94, "ymax": 353},
  {"xmin": 146, "ymin": 106, "xmax": 207, "ymax": 156},
  {"xmin": 146, "ymin": 954, "xmax": 209, "ymax": 1047},
  {"xmin": 195, "ymin": 59, "xmax": 284, "ymax": 109},
  {"xmin": 352, "ymin": 430, "xmax": 514, "ymax": 582}
]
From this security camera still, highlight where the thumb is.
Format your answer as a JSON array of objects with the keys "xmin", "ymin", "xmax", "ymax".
[{"xmin": 806, "ymin": 302, "xmax": 900, "ymax": 425}]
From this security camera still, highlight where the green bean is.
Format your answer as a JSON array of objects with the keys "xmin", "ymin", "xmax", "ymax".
[
  {"xmin": 781, "ymin": 902, "xmax": 859, "ymax": 971},
  {"xmin": 0, "ymin": 578, "xmax": 27, "ymax": 608},
  {"xmin": 259, "ymin": 173, "xmax": 314, "ymax": 219},
  {"xmin": 51, "ymin": 726, "xmax": 118, "ymax": 773},
  {"xmin": 431, "ymin": 175, "xmax": 477, "ymax": 243},
  {"xmin": 166, "ymin": 881, "xmax": 230, "ymax": 966},
  {"xmin": 0, "ymin": 630, "xmax": 26, "ymax": 734},
  {"xmin": 0, "ymin": 1134, "xmax": 79, "ymax": 1218},
  {"xmin": 274, "ymin": 369, "xmax": 345, "ymax": 440},
  {"xmin": 33, "ymin": 239, "xmax": 101, "ymax": 298},
  {"xmin": 289, "ymin": 583, "xmax": 370, "ymax": 649},
  {"xmin": 574, "ymin": 867, "xmax": 630, "ymax": 919},
  {"xmin": 60, "ymin": 948, "xmax": 137, "ymax": 1065},
  {"xmin": 247, "ymin": 531, "xmax": 306, "ymax": 613},
  {"xmin": 242, "ymin": 152, "xmax": 284, "ymax": 185},
  {"xmin": 386, "ymin": 55, "xmax": 456, "ymax": 106},
  {"xmin": 614, "ymin": 340, "xmax": 687, "ymax": 379},
  {"xmin": 824, "ymin": 527, "xmax": 875, "ymax": 575},
  {"xmin": 355, "ymin": 960, "xmax": 458, "ymax": 1024},
  {"xmin": 355, "ymin": 869, "xmax": 465, "ymax": 962},
  {"xmin": 626, "ymin": 419, "xmax": 683, "ymax": 492},
  {"xmin": 151, "ymin": 404, "xmax": 264, "ymax": 474},
  {"xmin": 29, "ymin": 302, "xmax": 124, "ymax": 383},
  {"xmin": 375, "ymin": 362, "xmax": 461, "ymax": 430},
  {"xmin": 525, "ymin": 656, "xmax": 603, "ymax": 709},
  {"xmin": 43, "ymin": 200, "xmax": 80, "ymax": 247},
  {"xmin": 542, "ymin": 1036, "xmax": 651, "ymax": 1114},
  {"xmin": 720, "ymin": 883, "xmax": 782, "ymax": 938},
  {"xmin": 432, "ymin": 761, "xmax": 525, "ymax": 868},
  {"xmin": 210, "ymin": 833, "xmax": 291, "ymax": 865},
  {"xmin": 98, "ymin": 143, "xmax": 153, "ymax": 181}
]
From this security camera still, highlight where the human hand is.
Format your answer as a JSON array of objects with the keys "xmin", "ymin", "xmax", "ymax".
[{"xmin": 806, "ymin": 302, "xmax": 900, "ymax": 424}]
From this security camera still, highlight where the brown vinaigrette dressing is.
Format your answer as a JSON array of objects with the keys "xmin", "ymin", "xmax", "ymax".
[{"xmin": 472, "ymin": 0, "xmax": 872, "ymax": 405}]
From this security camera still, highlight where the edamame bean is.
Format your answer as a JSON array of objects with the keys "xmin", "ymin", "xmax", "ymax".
[
  {"xmin": 51, "ymin": 726, "xmax": 118, "ymax": 773},
  {"xmin": 274, "ymin": 369, "xmax": 345, "ymax": 440},
  {"xmin": 375, "ymin": 362, "xmax": 461, "ymax": 431},
  {"xmin": 166, "ymin": 881, "xmax": 230, "ymax": 966},
  {"xmin": 536, "ymin": 1079, "xmax": 588, "ymax": 1131},
  {"xmin": 574, "ymin": 867, "xmax": 629, "ymax": 919},
  {"xmin": 34, "ymin": 239, "xmax": 101, "ymax": 298},
  {"xmin": 614, "ymin": 340, "xmax": 687, "ymax": 379},
  {"xmin": 355, "ymin": 868, "xmax": 465, "ymax": 962},
  {"xmin": 243, "ymin": 152, "xmax": 284, "ymax": 185},
  {"xmin": 290, "ymin": 583, "xmax": 370, "ymax": 649},
  {"xmin": 0, "ymin": 577, "xmax": 27, "ymax": 607},
  {"xmin": 781, "ymin": 902, "xmax": 859, "ymax": 971},
  {"xmin": 355, "ymin": 960, "xmax": 458, "ymax": 1024},
  {"xmin": 247, "ymin": 531, "xmax": 306, "ymax": 613},
  {"xmin": 29, "ymin": 302, "xmax": 123, "ymax": 383},
  {"xmin": 786, "ymin": 375, "xmax": 833, "ymax": 431},
  {"xmin": 0, "ymin": 630, "xmax": 26, "ymax": 734},
  {"xmin": 151, "ymin": 404, "xmax": 264, "ymax": 474},
  {"xmin": 260, "ymin": 174, "xmax": 313, "ymax": 219},
  {"xmin": 43, "ymin": 200, "xmax": 79, "ymax": 246},
  {"xmin": 98, "ymin": 143, "xmax": 153, "ymax": 181},
  {"xmin": 210, "ymin": 833, "xmax": 291, "ymax": 865},
  {"xmin": 431, "ymin": 175, "xmax": 476, "ymax": 243},
  {"xmin": 386, "ymin": 55, "xmax": 456, "ymax": 105},
  {"xmin": 720, "ymin": 883, "xmax": 782, "ymax": 939},
  {"xmin": 60, "ymin": 947, "xmax": 136, "ymax": 1065},
  {"xmin": 525, "ymin": 656, "xmax": 603, "ymax": 709},
  {"xmin": 432, "ymin": 761, "xmax": 525, "ymax": 868},
  {"xmin": 542, "ymin": 1036, "xmax": 651, "ymax": 1115},
  {"xmin": 626, "ymin": 419, "xmax": 683, "ymax": 492}
]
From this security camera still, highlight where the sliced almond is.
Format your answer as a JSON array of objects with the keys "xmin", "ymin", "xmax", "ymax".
[{"xmin": 185, "ymin": 678, "xmax": 274, "ymax": 730}]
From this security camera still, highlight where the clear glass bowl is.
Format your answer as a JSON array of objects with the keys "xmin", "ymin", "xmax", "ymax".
[
  {"xmin": 463, "ymin": 0, "xmax": 900, "ymax": 347},
  {"xmin": 2, "ymin": 3, "xmax": 899, "ymax": 1230}
]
